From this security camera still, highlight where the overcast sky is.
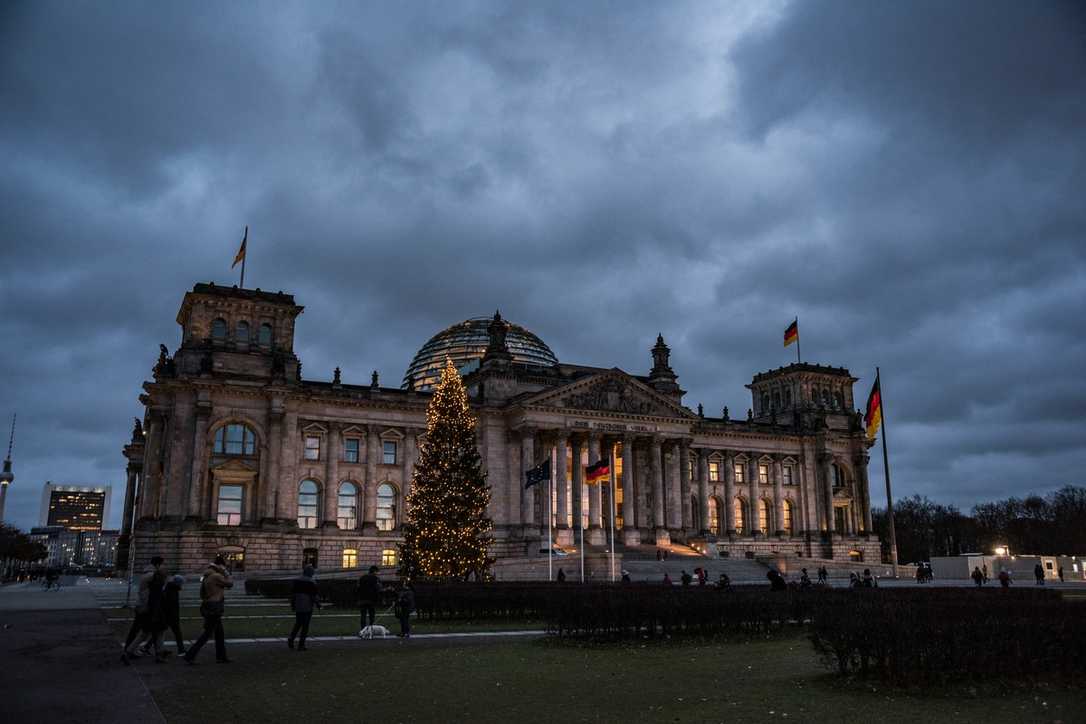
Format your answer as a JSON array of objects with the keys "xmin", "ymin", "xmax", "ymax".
[{"xmin": 2, "ymin": 1, "xmax": 1084, "ymax": 532}]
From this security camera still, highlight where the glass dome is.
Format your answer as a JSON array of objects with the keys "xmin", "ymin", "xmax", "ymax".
[{"xmin": 403, "ymin": 317, "xmax": 558, "ymax": 390}]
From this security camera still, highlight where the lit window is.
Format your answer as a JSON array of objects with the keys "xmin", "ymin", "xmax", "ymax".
[
  {"xmin": 759, "ymin": 464, "xmax": 769, "ymax": 484},
  {"xmin": 758, "ymin": 499, "xmax": 769, "ymax": 533},
  {"xmin": 216, "ymin": 485, "xmax": 243, "ymax": 526},
  {"xmin": 211, "ymin": 318, "xmax": 227, "ymax": 340},
  {"xmin": 258, "ymin": 323, "xmax": 273, "ymax": 346},
  {"xmin": 381, "ymin": 548, "xmax": 398, "ymax": 567},
  {"xmin": 304, "ymin": 435, "xmax": 321, "ymax": 461},
  {"xmin": 342, "ymin": 548, "xmax": 358, "ymax": 569},
  {"xmin": 236, "ymin": 321, "xmax": 250, "ymax": 343},
  {"xmin": 734, "ymin": 498, "xmax": 746, "ymax": 535},
  {"xmin": 298, "ymin": 480, "xmax": 319, "ymax": 529},
  {"xmin": 783, "ymin": 466, "xmax": 794, "ymax": 485},
  {"xmin": 337, "ymin": 482, "xmax": 358, "ymax": 529},
  {"xmin": 376, "ymin": 484, "xmax": 397, "ymax": 531},
  {"xmin": 343, "ymin": 438, "xmax": 360, "ymax": 463},
  {"xmin": 214, "ymin": 424, "xmax": 256, "ymax": 456},
  {"xmin": 783, "ymin": 500, "xmax": 794, "ymax": 535},
  {"xmin": 708, "ymin": 461, "xmax": 720, "ymax": 482},
  {"xmin": 734, "ymin": 464, "xmax": 745, "ymax": 484},
  {"xmin": 382, "ymin": 440, "xmax": 397, "ymax": 465},
  {"xmin": 708, "ymin": 498, "xmax": 721, "ymax": 535}
]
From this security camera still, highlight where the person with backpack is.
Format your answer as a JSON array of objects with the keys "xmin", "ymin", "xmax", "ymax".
[
  {"xmin": 184, "ymin": 556, "xmax": 233, "ymax": 664},
  {"xmin": 288, "ymin": 565, "xmax": 320, "ymax": 651},
  {"xmin": 395, "ymin": 582, "xmax": 416, "ymax": 639}
]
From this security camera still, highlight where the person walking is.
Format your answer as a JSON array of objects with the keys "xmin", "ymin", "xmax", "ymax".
[
  {"xmin": 1058, "ymin": 565, "xmax": 1065, "ymax": 583},
  {"xmin": 159, "ymin": 575, "xmax": 187, "ymax": 656},
  {"xmin": 358, "ymin": 565, "xmax": 382, "ymax": 631},
  {"xmin": 862, "ymin": 569, "xmax": 876, "ymax": 588},
  {"xmin": 800, "ymin": 568, "xmax": 812, "ymax": 589},
  {"xmin": 998, "ymin": 569, "xmax": 1011, "ymax": 588},
  {"xmin": 395, "ymin": 582, "xmax": 416, "ymax": 638},
  {"xmin": 982, "ymin": 563, "xmax": 989, "ymax": 584},
  {"xmin": 971, "ymin": 566, "xmax": 984, "ymax": 587},
  {"xmin": 121, "ymin": 555, "xmax": 164, "ymax": 665},
  {"xmin": 184, "ymin": 556, "xmax": 233, "ymax": 665},
  {"xmin": 288, "ymin": 565, "xmax": 320, "ymax": 651},
  {"xmin": 556, "ymin": 568, "xmax": 566, "ymax": 582},
  {"xmin": 140, "ymin": 565, "xmax": 169, "ymax": 661},
  {"xmin": 817, "ymin": 566, "xmax": 827, "ymax": 585},
  {"xmin": 621, "ymin": 570, "xmax": 631, "ymax": 583},
  {"xmin": 681, "ymin": 570, "xmax": 692, "ymax": 586},
  {"xmin": 1034, "ymin": 563, "xmax": 1045, "ymax": 585}
]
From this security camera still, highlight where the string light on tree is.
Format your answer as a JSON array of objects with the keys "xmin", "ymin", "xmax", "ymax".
[{"xmin": 399, "ymin": 358, "xmax": 494, "ymax": 580}]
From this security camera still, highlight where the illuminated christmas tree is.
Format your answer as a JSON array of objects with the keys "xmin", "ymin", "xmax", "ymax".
[{"xmin": 400, "ymin": 358, "xmax": 493, "ymax": 580}]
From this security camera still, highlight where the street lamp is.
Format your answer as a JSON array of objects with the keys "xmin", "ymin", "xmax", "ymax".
[{"xmin": 994, "ymin": 545, "xmax": 1009, "ymax": 556}]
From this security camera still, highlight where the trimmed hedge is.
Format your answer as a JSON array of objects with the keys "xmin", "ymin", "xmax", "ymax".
[{"xmin": 246, "ymin": 576, "xmax": 1084, "ymax": 683}]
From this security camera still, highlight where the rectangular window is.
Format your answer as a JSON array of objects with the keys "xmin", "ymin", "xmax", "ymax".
[
  {"xmin": 382, "ymin": 440, "xmax": 397, "ymax": 465},
  {"xmin": 759, "ymin": 464, "xmax": 769, "ymax": 484},
  {"xmin": 381, "ymin": 548, "xmax": 398, "ymax": 567},
  {"xmin": 342, "ymin": 548, "xmax": 358, "ymax": 569},
  {"xmin": 734, "ymin": 463, "xmax": 745, "ymax": 483},
  {"xmin": 708, "ymin": 461, "xmax": 720, "ymax": 482},
  {"xmin": 783, "ymin": 466, "xmax": 794, "ymax": 485},
  {"xmin": 344, "ymin": 438, "xmax": 360, "ymax": 463},
  {"xmin": 304, "ymin": 435, "xmax": 321, "ymax": 460},
  {"xmin": 216, "ymin": 485, "xmax": 243, "ymax": 526}
]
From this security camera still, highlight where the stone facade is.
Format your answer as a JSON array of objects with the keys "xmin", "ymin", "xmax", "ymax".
[{"xmin": 120, "ymin": 283, "xmax": 881, "ymax": 574}]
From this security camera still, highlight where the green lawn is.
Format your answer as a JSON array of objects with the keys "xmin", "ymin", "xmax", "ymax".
[{"xmin": 135, "ymin": 635, "xmax": 1080, "ymax": 724}]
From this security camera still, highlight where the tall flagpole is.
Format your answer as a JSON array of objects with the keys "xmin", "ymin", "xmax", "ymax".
[
  {"xmin": 795, "ymin": 317, "xmax": 801, "ymax": 363},
  {"xmin": 239, "ymin": 226, "xmax": 247, "ymax": 288},
  {"xmin": 608, "ymin": 447, "xmax": 617, "ymax": 583},
  {"xmin": 877, "ymin": 367, "xmax": 899, "ymax": 577},
  {"xmin": 548, "ymin": 450, "xmax": 554, "ymax": 582}
]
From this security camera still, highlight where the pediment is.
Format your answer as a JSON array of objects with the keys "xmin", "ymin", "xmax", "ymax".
[
  {"xmin": 211, "ymin": 458, "xmax": 258, "ymax": 479},
  {"xmin": 520, "ymin": 369, "xmax": 694, "ymax": 419}
]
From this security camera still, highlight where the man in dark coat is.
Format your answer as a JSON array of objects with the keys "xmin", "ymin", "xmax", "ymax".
[
  {"xmin": 358, "ymin": 565, "xmax": 382, "ymax": 630},
  {"xmin": 288, "ymin": 565, "xmax": 320, "ymax": 650},
  {"xmin": 1034, "ymin": 563, "xmax": 1045, "ymax": 585},
  {"xmin": 161, "ymin": 575, "xmax": 187, "ymax": 655},
  {"xmin": 395, "ymin": 583, "xmax": 416, "ymax": 638}
]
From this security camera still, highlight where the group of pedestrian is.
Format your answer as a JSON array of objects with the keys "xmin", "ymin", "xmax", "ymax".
[
  {"xmin": 847, "ymin": 569, "xmax": 878, "ymax": 588},
  {"xmin": 121, "ymin": 555, "xmax": 204, "ymax": 665}
]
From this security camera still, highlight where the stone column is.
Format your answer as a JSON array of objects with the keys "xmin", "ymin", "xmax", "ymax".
[
  {"xmin": 186, "ymin": 406, "xmax": 210, "ymax": 520},
  {"xmin": 748, "ymin": 455, "xmax": 760, "ymax": 536},
  {"xmin": 364, "ymin": 426, "xmax": 380, "ymax": 531},
  {"xmin": 553, "ymin": 432, "xmax": 571, "ymax": 545},
  {"xmin": 276, "ymin": 411, "xmax": 297, "ymax": 520},
  {"xmin": 621, "ymin": 435, "xmax": 639, "ymax": 545},
  {"xmin": 696, "ymin": 448, "xmax": 710, "ymax": 534},
  {"xmin": 667, "ymin": 441, "xmax": 683, "ymax": 532},
  {"xmin": 507, "ymin": 431, "xmax": 522, "ymax": 526},
  {"xmin": 323, "ymin": 424, "xmax": 340, "ymax": 527},
  {"xmin": 139, "ymin": 414, "xmax": 163, "ymax": 519},
  {"xmin": 402, "ymin": 428, "xmax": 417, "ymax": 506},
  {"xmin": 121, "ymin": 465, "xmax": 138, "ymax": 535},
  {"xmin": 679, "ymin": 440, "xmax": 692, "ymax": 533},
  {"xmin": 520, "ymin": 429, "xmax": 537, "ymax": 536},
  {"xmin": 587, "ymin": 432, "xmax": 605, "ymax": 544},
  {"xmin": 855, "ymin": 453, "xmax": 873, "ymax": 533},
  {"xmin": 773, "ymin": 455, "xmax": 785, "ymax": 536},
  {"xmin": 571, "ymin": 436, "xmax": 584, "ymax": 540},
  {"xmin": 821, "ymin": 453, "xmax": 836, "ymax": 534},
  {"xmin": 723, "ymin": 450, "xmax": 736, "ymax": 535},
  {"xmin": 651, "ymin": 436, "xmax": 668, "ymax": 544},
  {"xmin": 264, "ymin": 408, "xmax": 283, "ymax": 522}
]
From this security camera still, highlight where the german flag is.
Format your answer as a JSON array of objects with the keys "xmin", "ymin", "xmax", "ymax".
[
  {"xmin": 783, "ymin": 319, "xmax": 798, "ymax": 348},
  {"xmin": 585, "ymin": 459, "xmax": 610, "ymax": 485},
  {"xmin": 232, "ymin": 226, "xmax": 248, "ymax": 269},
  {"xmin": 865, "ymin": 375, "xmax": 883, "ymax": 440}
]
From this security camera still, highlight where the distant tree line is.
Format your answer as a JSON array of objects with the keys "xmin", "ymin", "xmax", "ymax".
[
  {"xmin": 872, "ymin": 485, "xmax": 1086, "ymax": 563},
  {"xmin": 1, "ymin": 523, "xmax": 48, "ymax": 574}
]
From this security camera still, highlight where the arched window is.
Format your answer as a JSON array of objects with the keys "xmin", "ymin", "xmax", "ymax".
[
  {"xmin": 236, "ymin": 321, "xmax": 250, "ymax": 343},
  {"xmin": 708, "ymin": 497, "xmax": 721, "ymax": 535},
  {"xmin": 734, "ymin": 498, "xmax": 746, "ymax": 535},
  {"xmin": 213, "ymin": 423, "xmax": 256, "ymax": 456},
  {"xmin": 337, "ymin": 481, "xmax": 358, "ymax": 530},
  {"xmin": 376, "ymin": 483, "xmax": 397, "ymax": 531},
  {"xmin": 758, "ymin": 499, "xmax": 770, "ymax": 534},
  {"xmin": 782, "ymin": 500, "xmax": 794, "ymax": 535},
  {"xmin": 258, "ymin": 323, "xmax": 273, "ymax": 346},
  {"xmin": 211, "ymin": 318, "xmax": 228, "ymax": 340},
  {"xmin": 298, "ymin": 480, "xmax": 320, "ymax": 529}
]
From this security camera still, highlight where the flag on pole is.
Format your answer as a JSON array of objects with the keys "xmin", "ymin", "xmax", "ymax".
[
  {"xmin": 864, "ymin": 375, "xmax": 883, "ymax": 440},
  {"xmin": 585, "ymin": 459, "xmax": 610, "ymax": 485},
  {"xmin": 783, "ymin": 319, "xmax": 799, "ymax": 348},
  {"xmin": 525, "ymin": 458, "xmax": 550, "ymax": 489},
  {"xmin": 232, "ymin": 226, "xmax": 248, "ymax": 268}
]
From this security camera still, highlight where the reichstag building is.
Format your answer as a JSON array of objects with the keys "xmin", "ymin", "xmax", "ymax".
[{"xmin": 119, "ymin": 282, "xmax": 880, "ymax": 573}]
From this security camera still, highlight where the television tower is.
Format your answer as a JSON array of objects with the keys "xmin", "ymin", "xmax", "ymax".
[{"xmin": 0, "ymin": 414, "xmax": 15, "ymax": 523}]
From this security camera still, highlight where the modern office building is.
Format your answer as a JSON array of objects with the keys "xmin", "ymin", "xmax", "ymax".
[{"xmin": 39, "ymin": 483, "xmax": 111, "ymax": 532}]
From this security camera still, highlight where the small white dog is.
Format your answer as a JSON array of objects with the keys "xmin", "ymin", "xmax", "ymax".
[{"xmin": 358, "ymin": 625, "xmax": 390, "ymax": 639}]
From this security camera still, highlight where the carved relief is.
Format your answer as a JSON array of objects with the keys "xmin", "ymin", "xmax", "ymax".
[{"xmin": 562, "ymin": 378, "xmax": 661, "ymax": 416}]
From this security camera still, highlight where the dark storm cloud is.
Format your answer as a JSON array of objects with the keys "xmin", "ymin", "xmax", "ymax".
[{"xmin": 1, "ymin": 0, "xmax": 1083, "ymax": 530}]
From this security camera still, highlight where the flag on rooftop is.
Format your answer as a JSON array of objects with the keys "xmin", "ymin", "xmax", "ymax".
[{"xmin": 783, "ymin": 319, "xmax": 798, "ymax": 348}]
